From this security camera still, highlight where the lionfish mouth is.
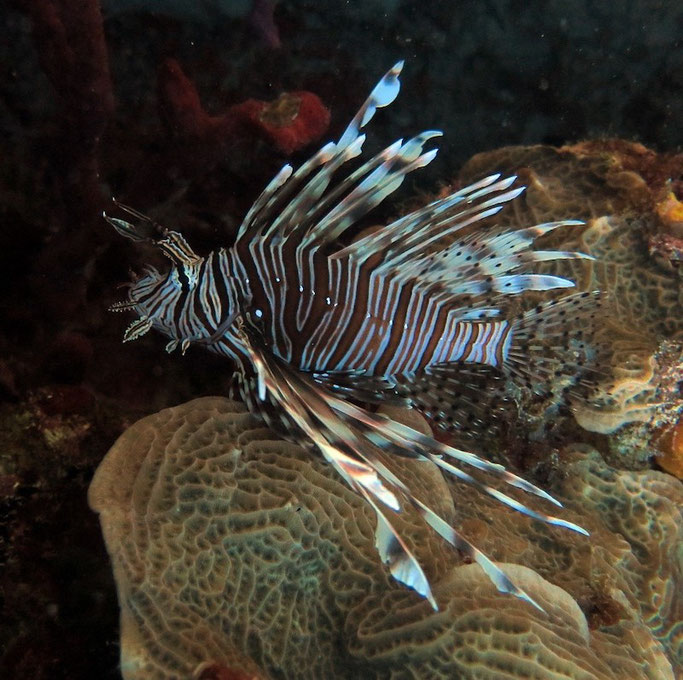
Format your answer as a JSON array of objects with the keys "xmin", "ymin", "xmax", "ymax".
[
  {"xmin": 109, "ymin": 278, "xmax": 140, "ymax": 312},
  {"xmin": 109, "ymin": 300, "xmax": 137, "ymax": 312}
]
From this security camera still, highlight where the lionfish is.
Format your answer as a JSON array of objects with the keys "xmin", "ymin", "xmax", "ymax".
[{"xmin": 106, "ymin": 62, "xmax": 603, "ymax": 611}]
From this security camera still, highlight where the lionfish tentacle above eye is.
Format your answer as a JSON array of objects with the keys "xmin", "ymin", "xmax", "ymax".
[
  {"xmin": 109, "ymin": 62, "xmax": 604, "ymax": 611},
  {"xmin": 103, "ymin": 203, "xmax": 201, "ymax": 267},
  {"xmin": 103, "ymin": 201, "xmax": 151, "ymax": 242}
]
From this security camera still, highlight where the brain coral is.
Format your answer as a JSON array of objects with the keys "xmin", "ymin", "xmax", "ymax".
[{"xmin": 89, "ymin": 397, "xmax": 680, "ymax": 679}]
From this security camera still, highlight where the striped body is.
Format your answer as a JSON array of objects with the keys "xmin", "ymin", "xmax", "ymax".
[
  {"xmin": 108, "ymin": 62, "xmax": 603, "ymax": 612},
  {"xmin": 181, "ymin": 243, "xmax": 515, "ymax": 380}
]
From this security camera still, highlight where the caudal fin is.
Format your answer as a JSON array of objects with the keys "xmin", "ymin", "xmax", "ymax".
[{"xmin": 505, "ymin": 291, "xmax": 610, "ymax": 400}]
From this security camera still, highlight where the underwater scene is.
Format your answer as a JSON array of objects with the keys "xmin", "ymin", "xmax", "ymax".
[{"xmin": 0, "ymin": 1, "xmax": 681, "ymax": 678}]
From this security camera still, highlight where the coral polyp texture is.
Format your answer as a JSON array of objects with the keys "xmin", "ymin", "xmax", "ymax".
[{"xmin": 89, "ymin": 397, "xmax": 681, "ymax": 680}]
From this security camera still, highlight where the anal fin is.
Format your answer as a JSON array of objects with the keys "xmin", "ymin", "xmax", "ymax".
[{"xmin": 400, "ymin": 362, "xmax": 511, "ymax": 438}]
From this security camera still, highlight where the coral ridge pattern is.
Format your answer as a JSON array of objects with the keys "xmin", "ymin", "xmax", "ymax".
[{"xmin": 89, "ymin": 398, "xmax": 681, "ymax": 679}]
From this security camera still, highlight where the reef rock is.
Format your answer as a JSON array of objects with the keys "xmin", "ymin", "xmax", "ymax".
[{"xmin": 89, "ymin": 397, "xmax": 680, "ymax": 679}]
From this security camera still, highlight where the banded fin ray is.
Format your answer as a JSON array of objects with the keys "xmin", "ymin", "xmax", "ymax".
[
  {"xmin": 299, "ymin": 132, "xmax": 441, "ymax": 248},
  {"xmin": 239, "ymin": 319, "xmax": 437, "ymax": 609},
  {"xmin": 335, "ymin": 428, "xmax": 546, "ymax": 612},
  {"xmin": 311, "ymin": 363, "xmax": 510, "ymax": 440},
  {"xmin": 333, "ymin": 174, "xmax": 520, "ymax": 263},
  {"xmin": 237, "ymin": 319, "xmax": 528, "ymax": 609},
  {"xmin": 236, "ymin": 61, "xmax": 406, "ymax": 245},
  {"xmin": 238, "ymin": 163, "xmax": 293, "ymax": 240},
  {"xmin": 366, "ymin": 490, "xmax": 437, "ymax": 610},
  {"xmin": 238, "ymin": 58, "xmax": 588, "ymax": 292},
  {"xmin": 327, "ymin": 388, "xmax": 588, "ymax": 537},
  {"xmin": 237, "ymin": 318, "xmax": 588, "ymax": 610},
  {"xmin": 383, "ymin": 216, "xmax": 587, "ymax": 273},
  {"xmin": 237, "ymin": 144, "xmax": 336, "ymax": 243},
  {"xmin": 311, "ymin": 369, "xmax": 405, "ymax": 405},
  {"xmin": 327, "ymin": 388, "xmax": 565, "ymax": 508},
  {"xmin": 326, "ymin": 176, "xmax": 591, "ymax": 300},
  {"xmin": 268, "ymin": 130, "xmax": 438, "ymax": 247},
  {"xmin": 337, "ymin": 61, "xmax": 404, "ymax": 149},
  {"xmin": 238, "ymin": 130, "xmax": 438, "ymax": 251},
  {"xmin": 265, "ymin": 137, "xmax": 367, "ymax": 241},
  {"xmin": 377, "ymin": 221, "xmax": 592, "ymax": 298}
]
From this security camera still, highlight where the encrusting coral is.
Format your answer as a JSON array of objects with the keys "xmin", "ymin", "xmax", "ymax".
[
  {"xmin": 89, "ymin": 397, "xmax": 680, "ymax": 679},
  {"xmin": 459, "ymin": 141, "xmax": 683, "ymax": 339},
  {"xmin": 158, "ymin": 58, "xmax": 331, "ymax": 158}
]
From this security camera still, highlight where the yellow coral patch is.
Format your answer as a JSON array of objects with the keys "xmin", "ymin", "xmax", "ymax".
[{"xmin": 656, "ymin": 191, "xmax": 683, "ymax": 230}]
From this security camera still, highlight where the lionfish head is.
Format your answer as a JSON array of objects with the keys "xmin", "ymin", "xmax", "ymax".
[{"xmin": 104, "ymin": 201, "xmax": 203, "ymax": 346}]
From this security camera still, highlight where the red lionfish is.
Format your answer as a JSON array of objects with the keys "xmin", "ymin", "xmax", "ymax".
[{"xmin": 106, "ymin": 62, "xmax": 603, "ymax": 611}]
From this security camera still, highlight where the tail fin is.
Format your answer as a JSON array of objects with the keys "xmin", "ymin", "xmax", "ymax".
[{"xmin": 505, "ymin": 291, "xmax": 610, "ymax": 399}]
